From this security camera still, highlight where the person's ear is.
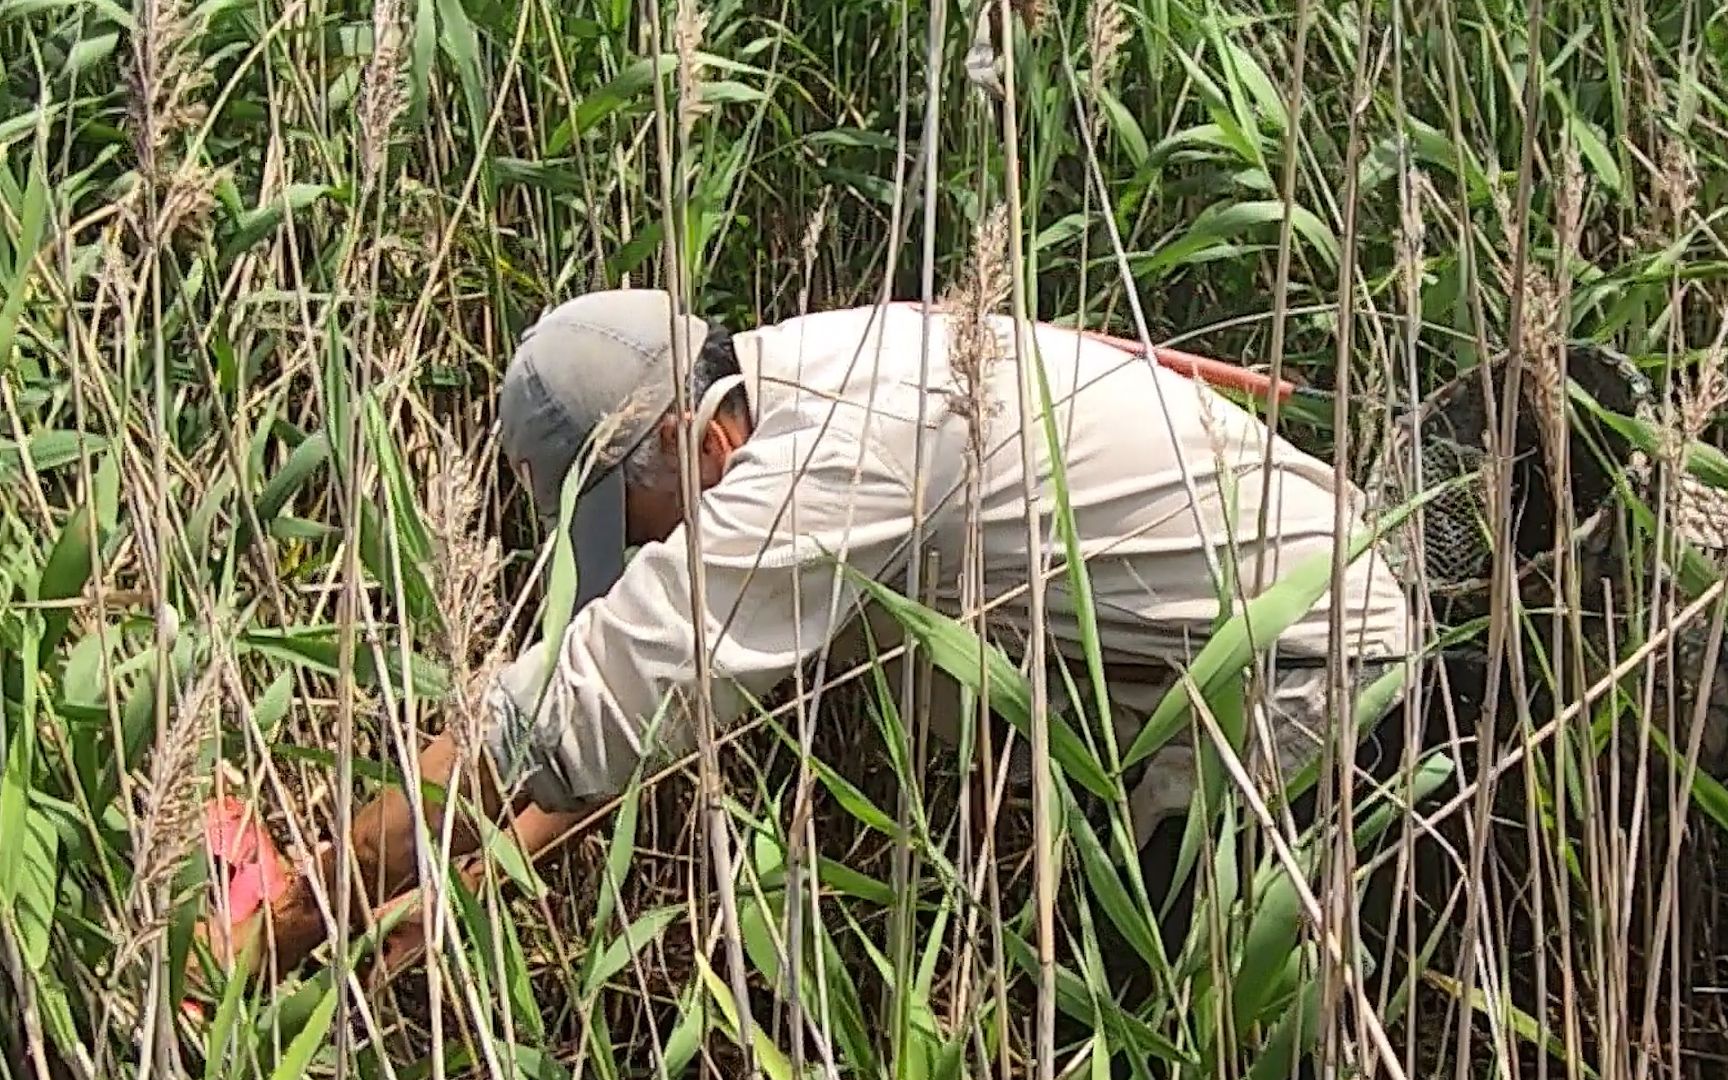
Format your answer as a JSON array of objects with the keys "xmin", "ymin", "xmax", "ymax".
[
  {"xmin": 701, "ymin": 417, "xmax": 739, "ymax": 458},
  {"xmin": 698, "ymin": 418, "xmax": 739, "ymax": 485},
  {"xmin": 657, "ymin": 411, "xmax": 738, "ymax": 452}
]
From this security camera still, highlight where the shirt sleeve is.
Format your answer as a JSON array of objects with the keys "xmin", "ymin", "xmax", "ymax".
[{"xmin": 484, "ymin": 420, "xmax": 919, "ymax": 811}]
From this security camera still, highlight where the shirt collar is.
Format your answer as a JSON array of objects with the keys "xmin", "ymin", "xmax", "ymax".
[{"xmin": 732, "ymin": 326, "xmax": 766, "ymax": 422}]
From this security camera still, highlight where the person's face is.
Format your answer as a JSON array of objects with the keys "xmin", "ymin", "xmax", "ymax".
[
  {"xmin": 513, "ymin": 409, "xmax": 752, "ymax": 548},
  {"xmin": 622, "ymin": 408, "xmax": 749, "ymax": 544}
]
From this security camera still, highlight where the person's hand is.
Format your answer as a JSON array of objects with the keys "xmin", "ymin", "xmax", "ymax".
[
  {"xmin": 367, "ymin": 858, "xmax": 490, "ymax": 985},
  {"xmin": 190, "ymin": 855, "xmax": 452, "ymax": 1001},
  {"xmin": 192, "ymin": 731, "xmax": 489, "ymax": 987},
  {"xmin": 365, "ymin": 804, "xmax": 586, "ymax": 985},
  {"xmin": 189, "ymin": 797, "xmax": 586, "ymax": 1001},
  {"xmin": 185, "ymin": 736, "xmax": 587, "ymax": 1002}
]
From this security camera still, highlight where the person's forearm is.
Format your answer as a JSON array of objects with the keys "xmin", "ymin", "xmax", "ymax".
[
  {"xmin": 372, "ymin": 803, "xmax": 587, "ymax": 980},
  {"xmin": 346, "ymin": 729, "xmax": 507, "ymax": 900}
]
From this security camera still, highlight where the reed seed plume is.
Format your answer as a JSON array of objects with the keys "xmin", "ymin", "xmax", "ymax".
[
  {"xmin": 674, "ymin": 0, "xmax": 710, "ymax": 138},
  {"xmin": 1485, "ymin": 184, "xmax": 1516, "ymax": 286},
  {"xmin": 1520, "ymin": 146, "xmax": 1588, "ymax": 485},
  {"xmin": 357, "ymin": 0, "xmax": 409, "ymax": 187},
  {"xmin": 1557, "ymin": 146, "xmax": 1585, "ymax": 262},
  {"xmin": 799, "ymin": 188, "xmax": 832, "ymax": 275},
  {"xmin": 1395, "ymin": 169, "xmax": 1428, "ymax": 299},
  {"xmin": 1644, "ymin": 341, "xmax": 1726, "ymax": 475},
  {"xmin": 427, "ymin": 432, "xmax": 507, "ymax": 750},
  {"xmin": 1191, "ymin": 365, "xmax": 1230, "ymax": 469},
  {"xmin": 427, "ymin": 434, "xmax": 504, "ymax": 656},
  {"xmin": 591, "ymin": 379, "xmax": 665, "ymax": 471},
  {"xmin": 1523, "ymin": 275, "xmax": 1565, "ymax": 470},
  {"xmin": 155, "ymin": 162, "xmax": 221, "ymax": 243},
  {"xmin": 942, "ymin": 202, "xmax": 1011, "ymax": 458},
  {"xmin": 798, "ymin": 187, "xmax": 832, "ymax": 311},
  {"xmin": 1657, "ymin": 132, "xmax": 1699, "ymax": 234},
  {"xmin": 1086, "ymin": 0, "xmax": 1130, "ymax": 97},
  {"xmin": 965, "ymin": 5, "xmax": 1005, "ymax": 102},
  {"xmin": 97, "ymin": 223, "xmax": 136, "ymax": 299},
  {"xmin": 1013, "ymin": 0, "xmax": 1047, "ymax": 36},
  {"xmin": 125, "ymin": 0, "xmax": 209, "ymax": 184},
  {"xmin": 1494, "ymin": 250, "xmax": 1566, "ymax": 473},
  {"xmin": 124, "ymin": 0, "xmax": 222, "ymax": 248},
  {"xmin": 117, "ymin": 663, "xmax": 220, "ymax": 964},
  {"xmin": 1678, "ymin": 336, "xmax": 1728, "ymax": 445}
]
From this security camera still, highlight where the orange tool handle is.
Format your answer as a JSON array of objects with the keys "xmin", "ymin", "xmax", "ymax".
[{"xmin": 1071, "ymin": 327, "xmax": 1296, "ymax": 402}]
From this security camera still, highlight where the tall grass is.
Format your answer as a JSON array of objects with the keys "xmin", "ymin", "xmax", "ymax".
[{"xmin": 1, "ymin": 0, "xmax": 1727, "ymax": 1076}]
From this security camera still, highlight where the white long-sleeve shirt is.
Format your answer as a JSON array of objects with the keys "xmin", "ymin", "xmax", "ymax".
[{"xmin": 484, "ymin": 304, "xmax": 1411, "ymax": 834}]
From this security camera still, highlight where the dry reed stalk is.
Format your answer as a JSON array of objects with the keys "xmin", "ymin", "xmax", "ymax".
[
  {"xmin": 987, "ymin": 4, "xmax": 1055, "ymax": 1072},
  {"xmin": 935, "ymin": 257, "xmax": 1007, "ymax": 1052},
  {"xmin": 1314, "ymin": 4, "xmax": 1374, "ymax": 1066},
  {"xmin": 120, "ymin": 1, "xmax": 224, "ymax": 1069},
  {"xmin": 1622, "ymin": 103, "xmax": 1709, "ymax": 1080},
  {"xmin": 1546, "ymin": 137, "xmax": 1594, "ymax": 1080},
  {"xmin": 641, "ymin": 0, "xmax": 762, "ymax": 1065},
  {"xmin": 781, "ymin": 182, "xmax": 836, "ymax": 1074},
  {"xmin": 1381, "ymin": 53, "xmax": 1429, "ymax": 1073}
]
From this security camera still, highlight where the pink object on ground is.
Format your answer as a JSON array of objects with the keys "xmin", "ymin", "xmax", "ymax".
[
  {"xmin": 203, "ymin": 795, "xmax": 292, "ymax": 923},
  {"xmin": 183, "ymin": 797, "xmax": 292, "ymax": 1018}
]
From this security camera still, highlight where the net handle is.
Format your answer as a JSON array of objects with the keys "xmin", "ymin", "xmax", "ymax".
[{"xmin": 1071, "ymin": 327, "xmax": 1302, "ymax": 402}]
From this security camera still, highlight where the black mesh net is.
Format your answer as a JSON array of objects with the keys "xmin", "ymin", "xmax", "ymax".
[{"xmin": 1358, "ymin": 344, "xmax": 1659, "ymax": 607}]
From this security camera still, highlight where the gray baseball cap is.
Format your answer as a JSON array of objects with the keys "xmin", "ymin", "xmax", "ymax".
[{"xmin": 499, "ymin": 289, "xmax": 710, "ymax": 611}]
